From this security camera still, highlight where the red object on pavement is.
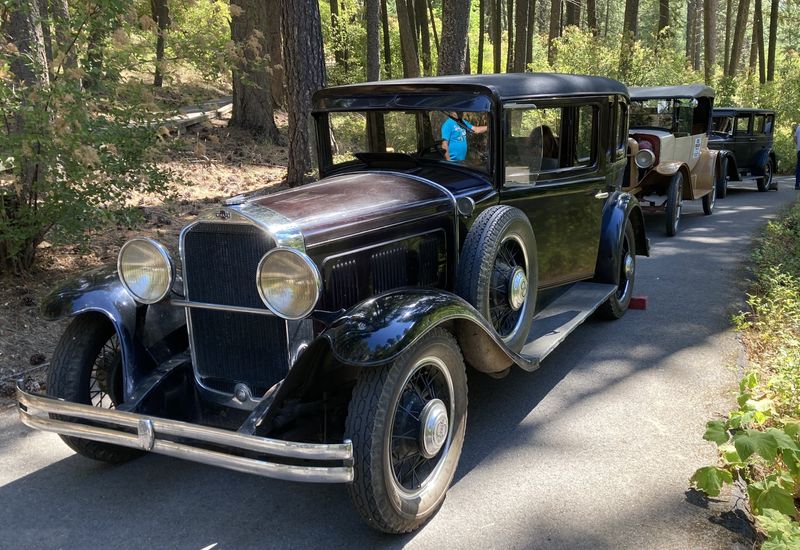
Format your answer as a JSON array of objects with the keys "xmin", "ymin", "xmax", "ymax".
[{"xmin": 629, "ymin": 296, "xmax": 648, "ymax": 310}]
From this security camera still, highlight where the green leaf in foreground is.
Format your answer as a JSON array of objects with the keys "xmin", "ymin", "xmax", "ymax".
[
  {"xmin": 733, "ymin": 429, "xmax": 779, "ymax": 461},
  {"xmin": 690, "ymin": 466, "xmax": 732, "ymax": 497},
  {"xmin": 758, "ymin": 509, "xmax": 800, "ymax": 550},
  {"xmin": 748, "ymin": 480, "xmax": 797, "ymax": 517},
  {"xmin": 703, "ymin": 420, "xmax": 729, "ymax": 445}
]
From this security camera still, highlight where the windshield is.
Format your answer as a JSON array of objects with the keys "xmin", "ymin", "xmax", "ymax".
[
  {"xmin": 319, "ymin": 109, "xmax": 491, "ymax": 173},
  {"xmin": 629, "ymin": 98, "xmax": 697, "ymax": 135}
]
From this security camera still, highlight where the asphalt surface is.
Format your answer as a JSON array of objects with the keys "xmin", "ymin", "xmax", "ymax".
[{"xmin": 0, "ymin": 177, "xmax": 797, "ymax": 550}]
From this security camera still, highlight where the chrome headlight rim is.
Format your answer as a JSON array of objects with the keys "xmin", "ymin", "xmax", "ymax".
[
  {"xmin": 117, "ymin": 237, "xmax": 175, "ymax": 305},
  {"xmin": 256, "ymin": 247, "xmax": 322, "ymax": 320},
  {"xmin": 635, "ymin": 149, "xmax": 656, "ymax": 170}
]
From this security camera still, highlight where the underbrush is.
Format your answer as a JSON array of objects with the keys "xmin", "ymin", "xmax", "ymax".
[{"xmin": 691, "ymin": 201, "xmax": 800, "ymax": 548}]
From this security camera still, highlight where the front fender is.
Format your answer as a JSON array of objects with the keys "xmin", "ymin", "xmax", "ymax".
[
  {"xmin": 322, "ymin": 289, "xmax": 526, "ymax": 374},
  {"xmin": 41, "ymin": 265, "xmax": 186, "ymax": 399},
  {"xmin": 594, "ymin": 192, "xmax": 649, "ymax": 286}
]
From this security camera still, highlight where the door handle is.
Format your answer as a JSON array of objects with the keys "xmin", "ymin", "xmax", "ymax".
[{"xmin": 594, "ymin": 191, "xmax": 609, "ymax": 199}]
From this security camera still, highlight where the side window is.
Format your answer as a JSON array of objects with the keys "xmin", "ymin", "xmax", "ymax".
[
  {"xmin": 753, "ymin": 115, "xmax": 766, "ymax": 134},
  {"xmin": 764, "ymin": 115, "xmax": 774, "ymax": 134},
  {"xmin": 504, "ymin": 107, "xmax": 562, "ymax": 185},
  {"xmin": 735, "ymin": 115, "xmax": 751, "ymax": 135},
  {"xmin": 615, "ymin": 100, "xmax": 628, "ymax": 160},
  {"xmin": 576, "ymin": 105, "xmax": 595, "ymax": 166},
  {"xmin": 713, "ymin": 116, "xmax": 734, "ymax": 135}
]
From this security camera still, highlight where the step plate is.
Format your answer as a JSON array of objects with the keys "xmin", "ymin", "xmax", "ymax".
[{"xmin": 519, "ymin": 282, "xmax": 617, "ymax": 367}]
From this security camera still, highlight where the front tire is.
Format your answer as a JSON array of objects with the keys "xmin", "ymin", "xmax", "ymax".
[
  {"xmin": 757, "ymin": 159, "xmax": 772, "ymax": 192},
  {"xmin": 716, "ymin": 157, "xmax": 728, "ymax": 199},
  {"xmin": 665, "ymin": 173, "xmax": 683, "ymax": 236},
  {"xmin": 46, "ymin": 314, "xmax": 143, "ymax": 463},
  {"xmin": 597, "ymin": 220, "xmax": 636, "ymax": 320},
  {"xmin": 345, "ymin": 328, "xmax": 467, "ymax": 534},
  {"xmin": 702, "ymin": 176, "xmax": 716, "ymax": 215}
]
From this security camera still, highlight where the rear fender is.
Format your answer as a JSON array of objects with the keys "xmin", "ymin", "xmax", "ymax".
[
  {"xmin": 752, "ymin": 148, "xmax": 774, "ymax": 175},
  {"xmin": 640, "ymin": 162, "xmax": 690, "ymax": 196},
  {"xmin": 719, "ymin": 150, "xmax": 741, "ymax": 181},
  {"xmin": 41, "ymin": 266, "xmax": 187, "ymax": 400},
  {"xmin": 594, "ymin": 192, "xmax": 649, "ymax": 285},
  {"xmin": 321, "ymin": 289, "xmax": 523, "ymax": 375},
  {"xmin": 693, "ymin": 148, "xmax": 720, "ymax": 196}
]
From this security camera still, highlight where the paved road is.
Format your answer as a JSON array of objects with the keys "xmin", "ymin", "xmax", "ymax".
[{"xmin": 1, "ymin": 178, "xmax": 797, "ymax": 550}]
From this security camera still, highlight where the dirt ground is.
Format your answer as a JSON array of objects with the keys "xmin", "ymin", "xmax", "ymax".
[{"xmin": 0, "ymin": 112, "xmax": 290, "ymax": 402}]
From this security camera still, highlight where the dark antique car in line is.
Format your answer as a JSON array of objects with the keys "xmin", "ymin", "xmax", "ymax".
[
  {"xmin": 708, "ymin": 107, "xmax": 778, "ymax": 195},
  {"xmin": 17, "ymin": 74, "xmax": 649, "ymax": 533},
  {"xmin": 625, "ymin": 85, "xmax": 724, "ymax": 236}
]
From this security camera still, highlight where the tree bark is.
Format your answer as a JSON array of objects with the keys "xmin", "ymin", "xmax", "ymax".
[
  {"xmin": 83, "ymin": 23, "xmax": 105, "ymax": 90},
  {"xmin": 620, "ymin": 0, "xmax": 639, "ymax": 79},
  {"xmin": 381, "ymin": 0, "xmax": 393, "ymax": 78},
  {"xmin": 438, "ymin": 0, "xmax": 471, "ymax": 75},
  {"xmin": 586, "ymin": 0, "xmax": 597, "ymax": 34},
  {"xmin": 265, "ymin": 0, "xmax": 284, "ymax": 107},
  {"xmin": 38, "ymin": 0, "xmax": 52, "ymax": 65},
  {"xmin": 329, "ymin": 0, "xmax": 346, "ymax": 68},
  {"xmin": 686, "ymin": 0, "xmax": 696, "ymax": 60},
  {"xmin": 50, "ymin": 0, "xmax": 76, "ymax": 72},
  {"xmin": 230, "ymin": 0, "xmax": 279, "ymax": 140},
  {"xmin": 396, "ymin": 0, "xmax": 421, "ymax": 77},
  {"xmin": 151, "ymin": 0, "xmax": 170, "ymax": 87},
  {"xmin": 565, "ymin": 0, "xmax": 580, "ymax": 26},
  {"xmin": 513, "ymin": 0, "xmax": 528, "ymax": 72},
  {"xmin": 657, "ymin": 0, "xmax": 669, "ymax": 35},
  {"xmin": 427, "ymin": 0, "xmax": 440, "ymax": 52},
  {"xmin": 766, "ymin": 0, "xmax": 777, "ymax": 81},
  {"xmin": 492, "ymin": 0, "xmax": 502, "ymax": 72},
  {"xmin": 415, "ymin": 0, "xmax": 433, "ymax": 75},
  {"xmin": 693, "ymin": 1, "xmax": 702, "ymax": 70},
  {"xmin": 728, "ymin": 0, "xmax": 750, "ymax": 77},
  {"xmin": 753, "ymin": 0, "xmax": 765, "ymax": 83},
  {"xmin": 703, "ymin": 0, "xmax": 716, "ymax": 84},
  {"xmin": 506, "ymin": 0, "xmax": 514, "ymax": 72},
  {"xmin": 526, "ymin": 0, "xmax": 536, "ymax": 65},
  {"xmin": 478, "ymin": 0, "xmax": 486, "ymax": 73},
  {"xmin": 282, "ymin": 0, "xmax": 325, "ymax": 185},
  {"xmin": 548, "ymin": 0, "xmax": 561, "ymax": 64},
  {"xmin": 366, "ymin": 0, "xmax": 381, "ymax": 80}
]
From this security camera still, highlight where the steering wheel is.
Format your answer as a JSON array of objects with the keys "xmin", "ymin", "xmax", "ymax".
[{"xmin": 418, "ymin": 142, "xmax": 446, "ymax": 160}]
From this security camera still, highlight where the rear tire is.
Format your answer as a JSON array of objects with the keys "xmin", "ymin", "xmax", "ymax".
[
  {"xmin": 598, "ymin": 220, "xmax": 636, "ymax": 320},
  {"xmin": 345, "ymin": 328, "xmax": 467, "ymax": 533},
  {"xmin": 702, "ymin": 176, "xmax": 716, "ymax": 215},
  {"xmin": 716, "ymin": 157, "xmax": 728, "ymax": 199},
  {"xmin": 47, "ymin": 315, "xmax": 143, "ymax": 464},
  {"xmin": 757, "ymin": 159, "xmax": 771, "ymax": 192},
  {"xmin": 665, "ymin": 173, "xmax": 683, "ymax": 237}
]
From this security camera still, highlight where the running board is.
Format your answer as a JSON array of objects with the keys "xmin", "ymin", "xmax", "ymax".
[{"xmin": 516, "ymin": 282, "xmax": 617, "ymax": 371}]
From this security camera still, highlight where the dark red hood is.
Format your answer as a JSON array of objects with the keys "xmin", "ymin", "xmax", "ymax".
[{"xmin": 247, "ymin": 172, "xmax": 453, "ymax": 247}]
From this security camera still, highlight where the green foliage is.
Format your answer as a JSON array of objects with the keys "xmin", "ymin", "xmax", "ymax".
[{"xmin": 693, "ymin": 203, "xmax": 800, "ymax": 544}]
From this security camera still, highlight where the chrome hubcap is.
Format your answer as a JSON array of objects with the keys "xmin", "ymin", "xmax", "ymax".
[
  {"xmin": 508, "ymin": 267, "xmax": 528, "ymax": 311},
  {"xmin": 623, "ymin": 253, "xmax": 634, "ymax": 280},
  {"xmin": 419, "ymin": 398, "xmax": 449, "ymax": 459}
]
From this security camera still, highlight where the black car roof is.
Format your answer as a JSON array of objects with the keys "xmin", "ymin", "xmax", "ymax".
[
  {"xmin": 629, "ymin": 84, "xmax": 715, "ymax": 100},
  {"xmin": 713, "ymin": 107, "xmax": 775, "ymax": 115},
  {"xmin": 313, "ymin": 73, "xmax": 629, "ymax": 104}
]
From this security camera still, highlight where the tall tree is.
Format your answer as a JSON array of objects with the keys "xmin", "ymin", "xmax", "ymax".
[
  {"xmin": 620, "ymin": 0, "xmax": 639, "ymax": 79},
  {"xmin": 282, "ymin": 0, "xmax": 325, "ymax": 185},
  {"xmin": 381, "ymin": 0, "xmax": 393, "ymax": 78},
  {"xmin": 686, "ymin": 0, "xmax": 697, "ymax": 60},
  {"xmin": 723, "ymin": 0, "xmax": 733, "ymax": 76},
  {"xmin": 727, "ymin": 0, "xmax": 750, "ymax": 77},
  {"xmin": 366, "ymin": 0, "xmax": 381, "ymax": 80},
  {"xmin": 230, "ymin": 1, "xmax": 279, "ymax": 140},
  {"xmin": 329, "ymin": 0, "xmax": 346, "ymax": 68},
  {"xmin": 506, "ymin": 0, "xmax": 514, "ymax": 72},
  {"xmin": 657, "ymin": 0, "xmax": 669, "ymax": 35},
  {"xmin": 438, "ymin": 0, "xmax": 471, "ymax": 75},
  {"xmin": 752, "ymin": 0, "xmax": 766, "ymax": 83},
  {"xmin": 586, "ymin": 0, "xmax": 597, "ymax": 34},
  {"xmin": 766, "ymin": 0, "xmax": 778, "ymax": 81},
  {"xmin": 51, "ymin": 0, "xmax": 76, "ymax": 72},
  {"xmin": 396, "ymin": 0, "xmax": 421, "ymax": 77},
  {"xmin": 266, "ymin": 0, "xmax": 284, "ymax": 107},
  {"xmin": 703, "ymin": 0, "xmax": 717, "ymax": 84},
  {"xmin": 513, "ymin": 0, "xmax": 529, "ymax": 73},
  {"xmin": 478, "ymin": 0, "xmax": 486, "ymax": 73},
  {"xmin": 415, "ymin": 0, "xmax": 433, "ymax": 74},
  {"xmin": 548, "ymin": 0, "xmax": 561, "ymax": 64},
  {"xmin": 492, "ymin": 0, "xmax": 502, "ymax": 72},
  {"xmin": 565, "ymin": 0, "xmax": 580, "ymax": 26},
  {"xmin": 38, "ymin": 0, "xmax": 52, "ymax": 65},
  {"xmin": 151, "ymin": 0, "xmax": 170, "ymax": 87},
  {"xmin": 526, "ymin": 0, "xmax": 536, "ymax": 64},
  {"xmin": 427, "ymin": 0, "xmax": 440, "ymax": 51}
]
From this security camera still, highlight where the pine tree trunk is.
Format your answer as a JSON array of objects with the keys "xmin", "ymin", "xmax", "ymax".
[
  {"xmin": 506, "ymin": 0, "xmax": 514, "ymax": 72},
  {"xmin": 478, "ymin": 0, "xmax": 486, "ymax": 73},
  {"xmin": 428, "ymin": 0, "xmax": 440, "ymax": 51},
  {"xmin": 438, "ymin": 0, "xmax": 471, "ymax": 75},
  {"xmin": 152, "ymin": 0, "xmax": 170, "ymax": 87},
  {"xmin": 548, "ymin": 0, "xmax": 561, "ymax": 64},
  {"xmin": 381, "ymin": 0, "xmax": 393, "ymax": 78},
  {"xmin": 526, "ymin": 0, "xmax": 536, "ymax": 64},
  {"xmin": 366, "ymin": 0, "xmax": 381, "ymax": 80},
  {"xmin": 620, "ymin": 0, "xmax": 639, "ymax": 79},
  {"xmin": 754, "ymin": 0, "xmax": 765, "ymax": 83},
  {"xmin": 513, "ymin": 0, "xmax": 529, "ymax": 72},
  {"xmin": 38, "ymin": 0, "xmax": 52, "ymax": 65},
  {"xmin": 266, "ymin": 0, "xmax": 284, "ymax": 107},
  {"xmin": 282, "ymin": 0, "xmax": 325, "ymax": 186},
  {"xmin": 83, "ymin": 23, "xmax": 105, "ymax": 90},
  {"xmin": 728, "ymin": 0, "xmax": 750, "ymax": 77},
  {"xmin": 329, "ymin": 0, "xmax": 345, "ymax": 68},
  {"xmin": 565, "ymin": 0, "xmax": 580, "ymax": 26},
  {"xmin": 586, "ymin": 0, "xmax": 597, "ymax": 34},
  {"xmin": 415, "ymin": 0, "xmax": 433, "ymax": 75},
  {"xmin": 766, "ymin": 0, "xmax": 777, "ymax": 81},
  {"xmin": 703, "ymin": 0, "xmax": 717, "ymax": 84},
  {"xmin": 50, "ymin": 0, "xmax": 76, "ymax": 72},
  {"xmin": 686, "ymin": 0, "xmax": 696, "ymax": 59},
  {"xmin": 723, "ymin": 0, "xmax": 733, "ymax": 76},
  {"xmin": 396, "ymin": 0, "xmax": 421, "ymax": 77},
  {"xmin": 230, "ymin": 0, "xmax": 280, "ymax": 140},
  {"xmin": 657, "ymin": 0, "xmax": 669, "ymax": 35},
  {"xmin": 693, "ymin": 1, "xmax": 702, "ymax": 70},
  {"xmin": 493, "ymin": 0, "xmax": 502, "ymax": 72}
]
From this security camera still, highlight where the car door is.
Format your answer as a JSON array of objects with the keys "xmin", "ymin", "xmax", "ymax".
[
  {"xmin": 751, "ymin": 114, "xmax": 771, "ymax": 167},
  {"xmin": 500, "ymin": 99, "xmax": 606, "ymax": 288},
  {"xmin": 732, "ymin": 113, "xmax": 753, "ymax": 170}
]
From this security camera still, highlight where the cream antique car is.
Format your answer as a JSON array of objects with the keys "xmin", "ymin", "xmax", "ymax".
[{"xmin": 624, "ymin": 85, "xmax": 724, "ymax": 236}]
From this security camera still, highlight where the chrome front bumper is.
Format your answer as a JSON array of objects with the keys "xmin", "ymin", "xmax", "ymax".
[{"xmin": 17, "ymin": 384, "xmax": 353, "ymax": 483}]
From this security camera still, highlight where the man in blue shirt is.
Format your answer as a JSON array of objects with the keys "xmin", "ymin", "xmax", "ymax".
[{"xmin": 441, "ymin": 112, "xmax": 488, "ymax": 162}]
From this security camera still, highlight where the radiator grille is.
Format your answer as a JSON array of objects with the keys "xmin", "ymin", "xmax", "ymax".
[
  {"xmin": 182, "ymin": 222, "xmax": 289, "ymax": 394},
  {"xmin": 371, "ymin": 246, "xmax": 409, "ymax": 293},
  {"xmin": 326, "ymin": 259, "xmax": 359, "ymax": 311}
]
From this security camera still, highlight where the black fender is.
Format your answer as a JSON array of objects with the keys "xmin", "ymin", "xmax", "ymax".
[
  {"xmin": 594, "ymin": 191, "xmax": 649, "ymax": 286},
  {"xmin": 752, "ymin": 148, "xmax": 775, "ymax": 176},
  {"xmin": 40, "ymin": 265, "xmax": 187, "ymax": 400},
  {"xmin": 321, "ymin": 289, "xmax": 528, "ymax": 374},
  {"xmin": 718, "ymin": 149, "xmax": 741, "ymax": 181}
]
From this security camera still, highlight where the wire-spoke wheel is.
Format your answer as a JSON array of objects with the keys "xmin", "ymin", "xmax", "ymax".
[
  {"xmin": 702, "ymin": 175, "xmax": 716, "ymax": 215},
  {"xmin": 47, "ymin": 314, "xmax": 143, "ymax": 463},
  {"xmin": 665, "ymin": 172, "xmax": 683, "ymax": 236},
  {"xmin": 456, "ymin": 206, "xmax": 537, "ymax": 352},
  {"xmin": 346, "ymin": 328, "xmax": 467, "ymax": 534}
]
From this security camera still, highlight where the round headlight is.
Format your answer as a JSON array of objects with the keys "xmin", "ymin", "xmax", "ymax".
[
  {"xmin": 117, "ymin": 238, "xmax": 174, "ymax": 304},
  {"xmin": 256, "ymin": 248, "xmax": 321, "ymax": 320},
  {"xmin": 635, "ymin": 149, "xmax": 656, "ymax": 169}
]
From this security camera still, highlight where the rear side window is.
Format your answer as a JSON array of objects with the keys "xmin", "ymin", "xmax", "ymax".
[{"xmin": 735, "ymin": 115, "xmax": 751, "ymax": 135}]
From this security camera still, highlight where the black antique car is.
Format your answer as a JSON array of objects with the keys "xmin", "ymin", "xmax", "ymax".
[
  {"xmin": 17, "ymin": 74, "xmax": 649, "ymax": 533},
  {"xmin": 708, "ymin": 107, "xmax": 777, "ymax": 195}
]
